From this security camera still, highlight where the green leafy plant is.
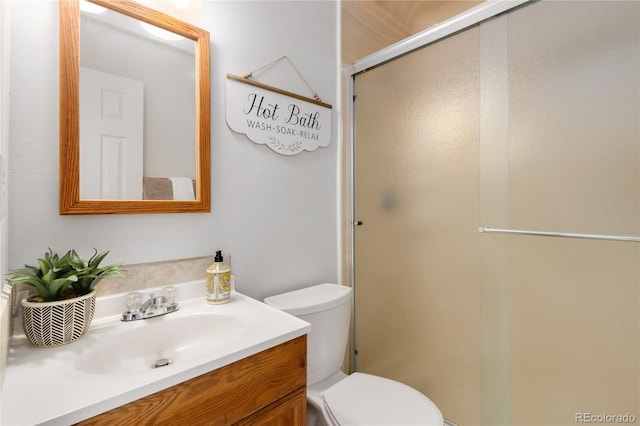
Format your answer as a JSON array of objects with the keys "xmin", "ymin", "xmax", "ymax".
[{"xmin": 7, "ymin": 248, "xmax": 123, "ymax": 302}]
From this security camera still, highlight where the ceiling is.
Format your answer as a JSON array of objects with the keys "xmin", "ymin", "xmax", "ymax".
[{"xmin": 342, "ymin": 0, "xmax": 484, "ymax": 65}]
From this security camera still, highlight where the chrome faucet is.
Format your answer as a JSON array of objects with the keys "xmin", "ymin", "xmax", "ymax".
[{"xmin": 121, "ymin": 287, "xmax": 179, "ymax": 321}]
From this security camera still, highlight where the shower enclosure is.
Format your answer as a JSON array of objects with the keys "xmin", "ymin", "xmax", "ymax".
[{"xmin": 349, "ymin": 1, "xmax": 639, "ymax": 425}]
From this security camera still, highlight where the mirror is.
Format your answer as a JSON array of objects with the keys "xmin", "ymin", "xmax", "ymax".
[{"xmin": 60, "ymin": 0, "xmax": 210, "ymax": 214}]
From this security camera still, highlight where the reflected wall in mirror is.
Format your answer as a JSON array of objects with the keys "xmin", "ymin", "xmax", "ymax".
[{"xmin": 60, "ymin": 0, "xmax": 210, "ymax": 214}]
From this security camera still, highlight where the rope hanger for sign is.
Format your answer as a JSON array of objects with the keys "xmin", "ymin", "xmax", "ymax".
[
  {"xmin": 226, "ymin": 56, "xmax": 333, "ymax": 156},
  {"xmin": 242, "ymin": 55, "xmax": 323, "ymax": 103}
]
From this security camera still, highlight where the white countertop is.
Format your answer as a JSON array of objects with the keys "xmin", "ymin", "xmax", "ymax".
[{"xmin": 1, "ymin": 281, "xmax": 310, "ymax": 426}]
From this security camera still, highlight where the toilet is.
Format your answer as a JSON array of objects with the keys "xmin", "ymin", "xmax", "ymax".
[{"xmin": 264, "ymin": 283, "xmax": 444, "ymax": 426}]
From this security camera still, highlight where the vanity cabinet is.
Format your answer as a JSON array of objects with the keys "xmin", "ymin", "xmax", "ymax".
[{"xmin": 75, "ymin": 335, "xmax": 307, "ymax": 425}]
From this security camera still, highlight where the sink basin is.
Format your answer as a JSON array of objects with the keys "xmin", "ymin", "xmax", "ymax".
[{"xmin": 76, "ymin": 312, "xmax": 246, "ymax": 375}]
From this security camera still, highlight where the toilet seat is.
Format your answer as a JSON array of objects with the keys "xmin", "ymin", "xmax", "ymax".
[{"xmin": 321, "ymin": 373, "xmax": 443, "ymax": 426}]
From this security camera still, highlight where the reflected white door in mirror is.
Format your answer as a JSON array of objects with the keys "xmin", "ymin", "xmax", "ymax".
[{"xmin": 80, "ymin": 67, "xmax": 144, "ymax": 199}]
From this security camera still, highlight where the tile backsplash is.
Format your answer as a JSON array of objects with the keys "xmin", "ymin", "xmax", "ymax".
[{"xmin": 95, "ymin": 255, "xmax": 216, "ymax": 297}]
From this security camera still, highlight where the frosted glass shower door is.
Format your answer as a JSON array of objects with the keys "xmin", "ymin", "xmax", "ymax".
[
  {"xmin": 353, "ymin": 26, "xmax": 482, "ymax": 425},
  {"xmin": 352, "ymin": 1, "xmax": 640, "ymax": 425}
]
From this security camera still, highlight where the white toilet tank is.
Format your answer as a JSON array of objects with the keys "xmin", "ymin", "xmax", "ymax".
[{"xmin": 264, "ymin": 284, "xmax": 352, "ymax": 385}]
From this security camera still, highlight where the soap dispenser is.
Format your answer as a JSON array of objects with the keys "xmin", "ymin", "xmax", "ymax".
[{"xmin": 206, "ymin": 250, "xmax": 231, "ymax": 304}]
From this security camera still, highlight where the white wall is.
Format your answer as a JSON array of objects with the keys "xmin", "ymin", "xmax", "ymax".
[
  {"xmin": 8, "ymin": 0, "xmax": 340, "ymax": 302},
  {"xmin": 0, "ymin": 0, "xmax": 11, "ymax": 416}
]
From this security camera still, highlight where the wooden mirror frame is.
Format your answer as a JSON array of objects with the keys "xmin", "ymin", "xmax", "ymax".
[{"xmin": 59, "ymin": 0, "xmax": 210, "ymax": 214}]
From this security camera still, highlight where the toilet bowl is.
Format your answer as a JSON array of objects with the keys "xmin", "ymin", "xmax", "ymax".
[{"xmin": 264, "ymin": 283, "xmax": 443, "ymax": 426}]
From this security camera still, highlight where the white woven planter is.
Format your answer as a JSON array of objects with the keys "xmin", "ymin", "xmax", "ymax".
[{"xmin": 21, "ymin": 289, "xmax": 96, "ymax": 348}]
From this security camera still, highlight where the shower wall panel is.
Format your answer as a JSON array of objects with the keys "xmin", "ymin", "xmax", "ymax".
[
  {"xmin": 505, "ymin": 2, "xmax": 640, "ymax": 425},
  {"xmin": 353, "ymin": 1, "xmax": 640, "ymax": 425}
]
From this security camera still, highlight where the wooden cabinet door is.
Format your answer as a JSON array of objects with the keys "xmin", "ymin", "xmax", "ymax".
[{"xmin": 235, "ymin": 387, "xmax": 306, "ymax": 426}]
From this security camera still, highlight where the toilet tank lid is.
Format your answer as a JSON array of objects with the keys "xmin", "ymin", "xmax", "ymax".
[{"xmin": 264, "ymin": 283, "xmax": 352, "ymax": 316}]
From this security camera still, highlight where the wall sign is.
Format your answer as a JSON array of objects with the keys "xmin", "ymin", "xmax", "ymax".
[{"xmin": 226, "ymin": 74, "xmax": 332, "ymax": 155}]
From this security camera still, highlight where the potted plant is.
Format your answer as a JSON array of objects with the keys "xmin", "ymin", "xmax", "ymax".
[{"xmin": 7, "ymin": 248, "xmax": 123, "ymax": 347}]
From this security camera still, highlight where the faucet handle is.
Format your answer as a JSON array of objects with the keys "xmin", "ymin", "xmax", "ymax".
[
  {"xmin": 122, "ymin": 292, "xmax": 144, "ymax": 321},
  {"xmin": 124, "ymin": 292, "xmax": 143, "ymax": 313},
  {"xmin": 162, "ymin": 286, "xmax": 176, "ymax": 306}
]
